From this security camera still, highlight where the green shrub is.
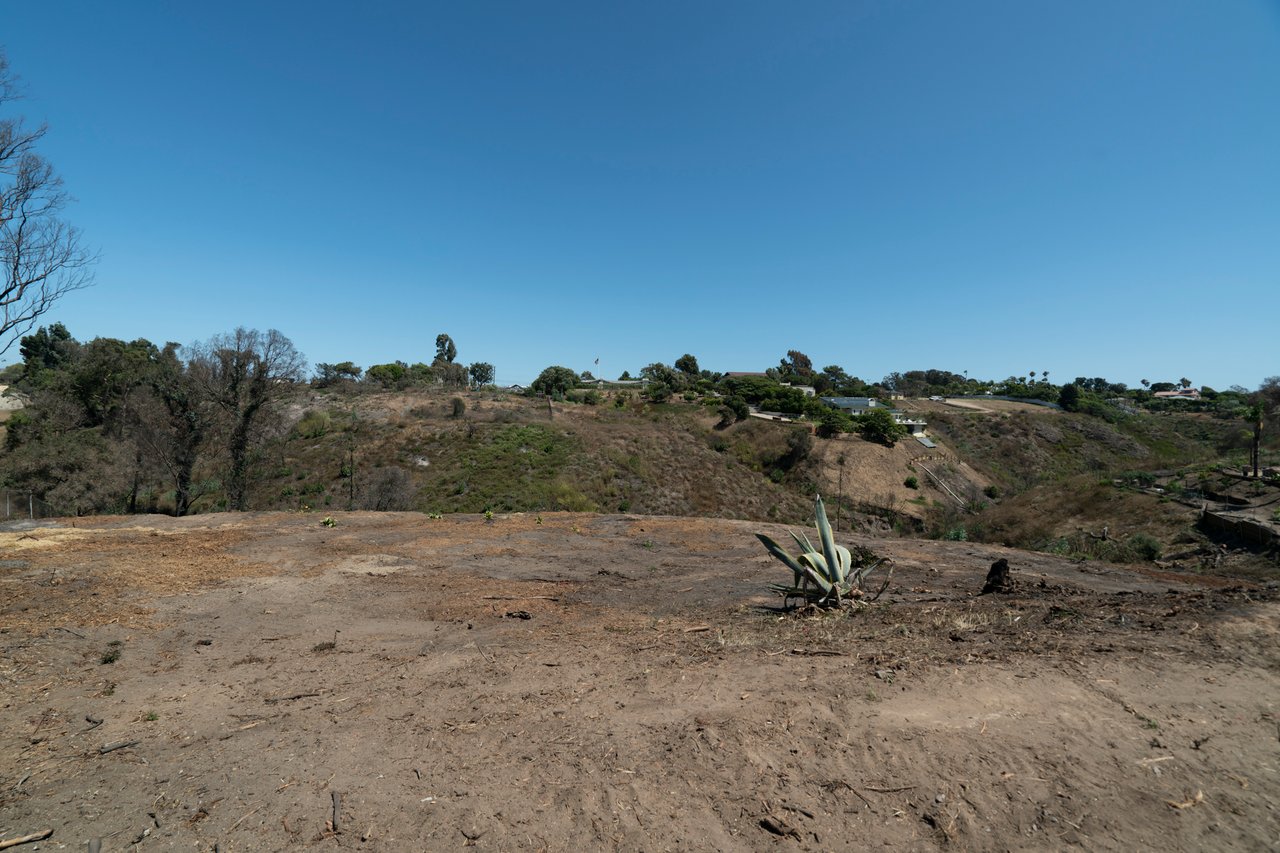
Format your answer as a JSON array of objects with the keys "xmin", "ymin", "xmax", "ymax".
[
  {"xmin": 904, "ymin": 476, "xmax": 919, "ymax": 489},
  {"xmin": 1126, "ymin": 533, "xmax": 1162, "ymax": 561},
  {"xmin": 450, "ymin": 397, "xmax": 466, "ymax": 418},
  {"xmin": 646, "ymin": 382, "xmax": 672, "ymax": 403},
  {"xmin": 294, "ymin": 410, "xmax": 331, "ymax": 439}
]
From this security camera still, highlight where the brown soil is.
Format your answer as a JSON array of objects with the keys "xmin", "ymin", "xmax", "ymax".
[{"xmin": 2, "ymin": 512, "xmax": 1278, "ymax": 851}]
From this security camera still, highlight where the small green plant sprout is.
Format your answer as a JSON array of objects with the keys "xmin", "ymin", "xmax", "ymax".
[
  {"xmin": 320, "ymin": 516, "xmax": 337, "ymax": 528},
  {"xmin": 484, "ymin": 509, "xmax": 494, "ymax": 522},
  {"xmin": 100, "ymin": 640, "xmax": 123, "ymax": 665},
  {"xmin": 756, "ymin": 495, "xmax": 893, "ymax": 609}
]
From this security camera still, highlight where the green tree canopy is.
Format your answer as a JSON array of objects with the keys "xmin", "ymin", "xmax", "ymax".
[
  {"xmin": 531, "ymin": 365, "xmax": 579, "ymax": 398},
  {"xmin": 468, "ymin": 362, "xmax": 495, "ymax": 388},
  {"xmin": 856, "ymin": 407, "xmax": 907, "ymax": 446},
  {"xmin": 778, "ymin": 350, "xmax": 815, "ymax": 382},
  {"xmin": 365, "ymin": 362, "xmax": 408, "ymax": 389},
  {"xmin": 1058, "ymin": 383, "xmax": 1081, "ymax": 411},
  {"xmin": 434, "ymin": 333, "xmax": 457, "ymax": 364},
  {"xmin": 314, "ymin": 361, "xmax": 362, "ymax": 386}
]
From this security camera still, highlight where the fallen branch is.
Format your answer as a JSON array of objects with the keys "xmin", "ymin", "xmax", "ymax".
[
  {"xmin": 482, "ymin": 595, "xmax": 559, "ymax": 601},
  {"xmin": 790, "ymin": 648, "xmax": 842, "ymax": 657},
  {"xmin": 759, "ymin": 816, "xmax": 800, "ymax": 839},
  {"xmin": 864, "ymin": 785, "xmax": 916, "ymax": 793},
  {"xmin": 1167, "ymin": 790, "xmax": 1204, "ymax": 810},
  {"xmin": 0, "ymin": 829, "xmax": 53, "ymax": 850},
  {"xmin": 98, "ymin": 740, "xmax": 139, "ymax": 755},
  {"xmin": 228, "ymin": 805, "xmax": 261, "ymax": 831},
  {"xmin": 683, "ymin": 626, "xmax": 712, "ymax": 634},
  {"xmin": 219, "ymin": 720, "xmax": 264, "ymax": 740},
  {"xmin": 265, "ymin": 692, "xmax": 320, "ymax": 704}
]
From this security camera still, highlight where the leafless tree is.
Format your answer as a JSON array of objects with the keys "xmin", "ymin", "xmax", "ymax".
[
  {"xmin": 0, "ymin": 50, "xmax": 95, "ymax": 354},
  {"xmin": 189, "ymin": 328, "xmax": 305, "ymax": 511},
  {"xmin": 134, "ymin": 343, "xmax": 215, "ymax": 516}
]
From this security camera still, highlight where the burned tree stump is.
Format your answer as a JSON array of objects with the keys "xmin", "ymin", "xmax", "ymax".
[{"xmin": 980, "ymin": 558, "xmax": 1011, "ymax": 595}]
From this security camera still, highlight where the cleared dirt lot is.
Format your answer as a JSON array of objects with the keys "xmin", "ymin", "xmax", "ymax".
[{"xmin": 2, "ymin": 512, "xmax": 1278, "ymax": 851}]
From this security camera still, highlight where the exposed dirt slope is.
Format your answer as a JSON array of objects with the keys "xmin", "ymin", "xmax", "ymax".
[{"xmin": 2, "ymin": 512, "xmax": 1278, "ymax": 851}]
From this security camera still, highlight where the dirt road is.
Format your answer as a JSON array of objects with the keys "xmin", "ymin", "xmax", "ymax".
[{"xmin": 2, "ymin": 512, "xmax": 1277, "ymax": 850}]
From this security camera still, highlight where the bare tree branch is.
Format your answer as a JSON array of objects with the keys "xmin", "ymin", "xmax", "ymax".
[{"xmin": 0, "ymin": 49, "xmax": 96, "ymax": 354}]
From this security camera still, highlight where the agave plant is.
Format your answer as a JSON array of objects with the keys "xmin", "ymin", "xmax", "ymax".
[{"xmin": 756, "ymin": 495, "xmax": 892, "ymax": 608}]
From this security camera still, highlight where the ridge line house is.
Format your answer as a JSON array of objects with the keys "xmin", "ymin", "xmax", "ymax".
[
  {"xmin": 821, "ymin": 396, "xmax": 927, "ymax": 436},
  {"xmin": 1152, "ymin": 388, "xmax": 1201, "ymax": 401}
]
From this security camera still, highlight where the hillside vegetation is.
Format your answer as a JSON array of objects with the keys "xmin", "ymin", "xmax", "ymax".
[
  {"xmin": 268, "ymin": 390, "xmax": 815, "ymax": 524},
  {"xmin": 923, "ymin": 404, "xmax": 1277, "ymax": 573},
  {"xmin": 3, "ymin": 324, "xmax": 1276, "ymax": 576}
]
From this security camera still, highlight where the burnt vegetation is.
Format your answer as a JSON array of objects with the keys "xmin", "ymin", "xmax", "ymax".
[{"xmin": 2, "ymin": 336, "xmax": 1277, "ymax": 577}]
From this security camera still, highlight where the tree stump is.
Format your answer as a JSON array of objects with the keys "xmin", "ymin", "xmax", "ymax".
[{"xmin": 980, "ymin": 558, "xmax": 1011, "ymax": 595}]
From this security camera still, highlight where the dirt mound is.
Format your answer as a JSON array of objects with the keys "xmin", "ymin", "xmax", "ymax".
[{"xmin": 2, "ymin": 512, "xmax": 1277, "ymax": 850}]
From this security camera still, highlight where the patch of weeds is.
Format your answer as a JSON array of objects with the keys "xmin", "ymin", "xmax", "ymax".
[
  {"xmin": 144, "ymin": 711, "xmax": 159, "ymax": 722},
  {"xmin": 865, "ymin": 689, "xmax": 881, "ymax": 702},
  {"xmin": 231, "ymin": 655, "xmax": 265, "ymax": 666},
  {"xmin": 320, "ymin": 516, "xmax": 337, "ymax": 528},
  {"xmin": 1046, "ymin": 606, "xmax": 1084, "ymax": 623},
  {"xmin": 100, "ymin": 640, "xmax": 123, "ymax": 665}
]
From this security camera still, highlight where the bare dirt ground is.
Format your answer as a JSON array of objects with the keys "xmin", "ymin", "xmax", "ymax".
[{"xmin": 2, "ymin": 512, "xmax": 1278, "ymax": 851}]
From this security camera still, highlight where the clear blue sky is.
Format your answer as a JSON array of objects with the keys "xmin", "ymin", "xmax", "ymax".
[{"xmin": 5, "ymin": 1, "xmax": 1278, "ymax": 388}]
